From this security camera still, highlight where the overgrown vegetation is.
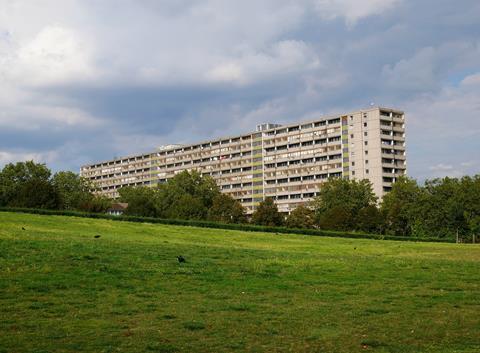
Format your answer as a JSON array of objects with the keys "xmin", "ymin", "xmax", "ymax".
[{"xmin": 0, "ymin": 212, "xmax": 479, "ymax": 352}]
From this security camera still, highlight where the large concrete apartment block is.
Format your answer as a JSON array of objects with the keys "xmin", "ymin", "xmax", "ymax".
[{"xmin": 80, "ymin": 107, "xmax": 406, "ymax": 214}]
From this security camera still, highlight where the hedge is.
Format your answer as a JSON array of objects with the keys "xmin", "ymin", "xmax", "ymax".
[{"xmin": 0, "ymin": 207, "xmax": 455, "ymax": 243}]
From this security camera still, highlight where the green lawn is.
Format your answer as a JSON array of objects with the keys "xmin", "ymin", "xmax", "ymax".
[{"xmin": 0, "ymin": 212, "xmax": 479, "ymax": 353}]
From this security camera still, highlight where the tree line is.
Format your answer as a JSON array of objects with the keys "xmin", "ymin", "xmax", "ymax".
[
  {"xmin": 1, "ymin": 161, "xmax": 479, "ymax": 240},
  {"xmin": 0, "ymin": 161, "xmax": 111, "ymax": 212}
]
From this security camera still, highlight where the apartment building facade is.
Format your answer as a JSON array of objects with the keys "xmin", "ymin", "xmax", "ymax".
[{"xmin": 80, "ymin": 107, "xmax": 406, "ymax": 214}]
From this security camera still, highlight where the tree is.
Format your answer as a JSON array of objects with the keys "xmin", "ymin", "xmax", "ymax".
[
  {"xmin": 285, "ymin": 205, "xmax": 315, "ymax": 229},
  {"xmin": 208, "ymin": 194, "xmax": 247, "ymax": 223},
  {"xmin": 312, "ymin": 178, "xmax": 378, "ymax": 231},
  {"xmin": 317, "ymin": 206, "xmax": 351, "ymax": 231},
  {"xmin": 417, "ymin": 177, "xmax": 466, "ymax": 238},
  {"xmin": 156, "ymin": 170, "xmax": 221, "ymax": 220},
  {"xmin": 381, "ymin": 176, "xmax": 422, "ymax": 236},
  {"xmin": 0, "ymin": 161, "xmax": 59, "ymax": 209},
  {"xmin": 251, "ymin": 197, "xmax": 284, "ymax": 226},
  {"xmin": 460, "ymin": 175, "xmax": 480, "ymax": 240},
  {"xmin": 118, "ymin": 186, "xmax": 158, "ymax": 217},
  {"xmin": 356, "ymin": 205, "xmax": 385, "ymax": 234},
  {"xmin": 79, "ymin": 195, "xmax": 112, "ymax": 213},
  {"xmin": 52, "ymin": 171, "xmax": 93, "ymax": 210}
]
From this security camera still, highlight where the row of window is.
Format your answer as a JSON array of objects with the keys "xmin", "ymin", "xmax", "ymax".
[
  {"xmin": 89, "ymin": 168, "xmax": 151, "ymax": 180},
  {"xmin": 101, "ymin": 180, "xmax": 151, "ymax": 190},
  {"xmin": 264, "ymin": 154, "xmax": 341, "ymax": 169},
  {"xmin": 84, "ymin": 155, "xmax": 151, "ymax": 170},
  {"xmin": 264, "ymin": 136, "xmax": 341, "ymax": 152},
  {"xmin": 271, "ymin": 193, "xmax": 317, "ymax": 200},
  {"xmin": 263, "ymin": 118, "xmax": 341, "ymax": 137}
]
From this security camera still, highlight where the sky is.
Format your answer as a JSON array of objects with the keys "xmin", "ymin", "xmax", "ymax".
[{"xmin": 0, "ymin": 0, "xmax": 479, "ymax": 181}]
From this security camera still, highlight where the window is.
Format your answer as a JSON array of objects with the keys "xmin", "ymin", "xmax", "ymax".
[
  {"xmin": 366, "ymin": 169, "xmax": 369, "ymax": 174},
  {"xmin": 364, "ymin": 132, "xmax": 368, "ymax": 136},
  {"xmin": 350, "ymin": 134, "xmax": 354, "ymax": 138},
  {"xmin": 364, "ymin": 122, "xmax": 367, "ymax": 127},
  {"xmin": 364, "ymin": 141, "xmax": 368, "ymax": 146},
  {"xmin": 328, "ymin": 118, "xmax": 340, "ymax": 124},
  {"xmin": 365, "ymin": 160, "xmax": 369, "ymax": 164},
  {"xmin": 365, "ymin": 151, "xmax": 368, "ymax": 155},
  {"xmin": 352, "ymin": 161, "xmax": 355, "ymax": 166}
]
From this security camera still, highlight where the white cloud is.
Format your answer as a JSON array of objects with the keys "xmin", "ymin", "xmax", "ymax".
[
  {"xmin": 462, "ymin": 72, "xmax": 480, "ymax": 86},
  {"xmin": 206, "ymin": 40, "xmax": 321, "ymax": 85},
  {"xmin": 404, "ymin": 70, "xmax": 480, "ymax": 179},
  {"xmin": 0, "ymin": 150, "xmax": 59, "ymax": 166},
  {"xmin": 0, "ymin": 104, "xmax": 103, "ymax": 130},
  {"xmin": 314, "ymin": 0, "xmax": 401, "ymax": 26},
  {"xmin": 2, "ymin": 25, "xmax": 97, "ymax": 87},
  {"xmin": 427, "ymin": 161, "xmax": 479, "ymax": 179},
  {"xmin": 407, "ymin": 71, "xmax": 480, "ymax": 139},
  {"xmin": 429, "ymin": 163, "xmax": 454, "ymax": 172},
  {"xmin": 382, "ymin": 47, "xmax": 438, "ymax": 91},
  {"xmin": 382, "ymin": 41, "xmax": 480, "ymax": 93}
]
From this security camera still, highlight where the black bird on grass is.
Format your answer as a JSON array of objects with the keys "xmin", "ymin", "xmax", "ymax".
[
  {"xmin": 94, "ymin": 235, "xmax": 101, "ymax": 239},
  {"xmin": 177, "ymin": 255, "xmax": 186, "ymax": 263},
  {"xmin": 22, "ymin": 227, "xmax": 26, "ymax": 231}
]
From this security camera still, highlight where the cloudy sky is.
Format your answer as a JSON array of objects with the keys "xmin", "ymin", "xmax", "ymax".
[{"xmin": 0, "ymin": 0, "xmax": 479, "ymax": 180}]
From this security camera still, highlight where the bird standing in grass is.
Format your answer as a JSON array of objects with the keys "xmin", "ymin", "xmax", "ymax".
[
  {"xmin": 177, "ymin": 256, "xmax": 186, "ymax": 263},
  {"xmin": 94, "ymin": 235, "xmax": 101, "ymax": 239}
]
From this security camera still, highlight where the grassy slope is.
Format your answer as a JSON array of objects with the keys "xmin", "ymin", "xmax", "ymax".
[{"xmin": 0, "ymin": 212, "xmax": 479, "ymax": 353}]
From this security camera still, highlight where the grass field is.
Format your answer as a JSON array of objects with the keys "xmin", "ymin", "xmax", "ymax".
[{"xmin": 0, "ymin": 212, "xmax": 479, "ymax": 353}]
